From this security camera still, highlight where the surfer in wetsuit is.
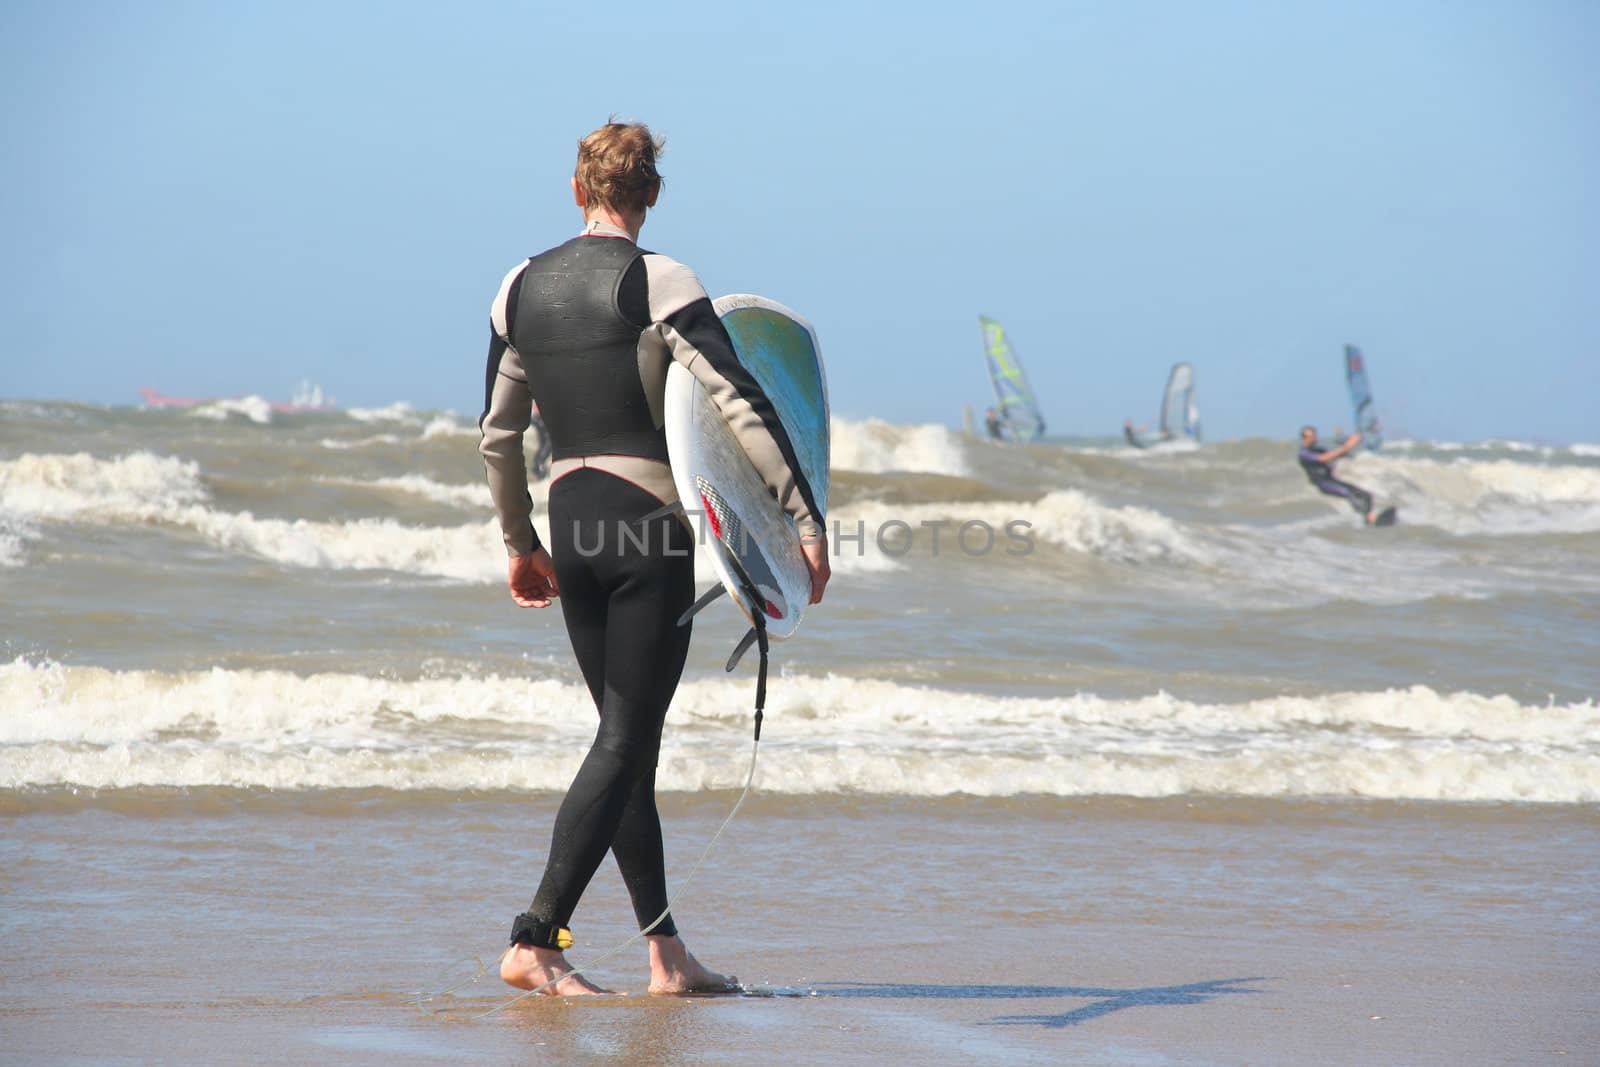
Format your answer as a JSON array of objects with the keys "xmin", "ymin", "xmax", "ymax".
[
  {"xmin": 984, "ymin": 407, "xmax": 1004, "ymax": 440},
  {"xmin": 1297, "ymin": 425, "xmax": 1378, "ymax": 524},
  {"xmin": 1123, "ymin": 419, "xmax": 1148, "ymax": 448},
  {"xmin": 479, "ymin": 121, "xmax": 830, "ymax": 996}
]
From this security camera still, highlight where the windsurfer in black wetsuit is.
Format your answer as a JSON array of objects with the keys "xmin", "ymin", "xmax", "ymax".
[
  {"xmin": 1123, "ymin": 419, "xmax": 1148, "ymax": 448},
  {"xmin": 479, "ymin": 121, "xmax": 829, "ymax": 996},
  {"xmin": 1297, "ymin": 425, "xmax": 1378, "ymax": 524},
  {"xmin": 984, "ymin": 407, "xmax": 1004, "ymax": 440}
]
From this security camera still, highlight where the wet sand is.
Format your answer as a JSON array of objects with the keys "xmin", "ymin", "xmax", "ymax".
[{"xmin": 3, "ymin": 791, "xmax": 1596, "ymax": 1066}]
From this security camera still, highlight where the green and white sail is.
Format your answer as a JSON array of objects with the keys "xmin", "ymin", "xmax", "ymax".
[{"xmin": 978, "ymin": 316, "xmax": 1046, "ymax": 443}]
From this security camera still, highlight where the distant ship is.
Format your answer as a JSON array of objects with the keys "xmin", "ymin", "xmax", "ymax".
[
  {"xmin": 138, "ymin": 380, "xmax": 336, "ymax": 413},
  {"xmin": 276, "ymin": 380, "xmax": 334, "ymax": 413}
]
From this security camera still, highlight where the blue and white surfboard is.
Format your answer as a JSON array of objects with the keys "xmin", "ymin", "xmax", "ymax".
[{"xmin": 663, "ymin": 294, "xmax": 829, "ymax": 639}]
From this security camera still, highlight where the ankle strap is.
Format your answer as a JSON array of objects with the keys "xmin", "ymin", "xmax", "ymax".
[{"xmin": 510, "ymin": 912, "xmax": 574, "ymax": 950}]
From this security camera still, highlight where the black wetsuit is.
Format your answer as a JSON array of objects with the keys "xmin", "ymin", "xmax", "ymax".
[
  {"xmin": 479, "ymin": 220, "xmax": 820, "ymax": 950},
  {"xmin": 1298, "ymin": 445, "xmax": 1372, "ymax": 516}
]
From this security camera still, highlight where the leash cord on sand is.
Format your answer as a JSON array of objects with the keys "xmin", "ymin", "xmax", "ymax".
[{"xmin": 413, "ymin": 737, "xmax": 761, "ymax": 1018}]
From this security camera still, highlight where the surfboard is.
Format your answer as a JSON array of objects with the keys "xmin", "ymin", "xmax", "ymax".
[
  {"xmin": 663, "ymin": 294, "xmax": 829, "ymax": 640},
  {"xmin": 1373, "ymin": 506, "xmax": 1397, "ymax": 527}
]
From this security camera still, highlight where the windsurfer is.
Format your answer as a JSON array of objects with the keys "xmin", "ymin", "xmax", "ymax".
[{"xmin": 1297, "ymin": 425, "xmax": 1378, "ymax": 523}]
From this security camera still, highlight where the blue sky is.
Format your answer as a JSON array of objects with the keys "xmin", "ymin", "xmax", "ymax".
[{"xmin": 3, "ymin": 0, "xmax": 1595, "ymax": 442}]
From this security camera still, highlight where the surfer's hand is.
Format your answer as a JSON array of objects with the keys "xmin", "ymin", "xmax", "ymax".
[
  {"xmin": 509, "ymin": 549, "xmax": 560, "ymax": 608},
  {"xmin": 801, "ymin": 529, "xmax": 830, "ymax": 604}
]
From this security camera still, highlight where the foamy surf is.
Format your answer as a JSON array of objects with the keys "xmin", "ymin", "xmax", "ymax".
[
  {"xmin": 4, "ymin": 660, "xmax": 1594, "ymax": 803},
  {"xmin": 0, "ymin": 451, "xmax": 210, "ymax": 518},
  {"xmin": 831, "ymin": 417, "xmax": 971, "ymax": 476},
  {"xmin": 188, "ymin": 396, "xmax": 276, "ymax": 423},
  {"xmin": 835, "ymin": 490, "xmax": 1204, "ymax": 566},
  {"xmin": 1355, "ymin": 455, "xmax": 1600, "ymax": 535}
]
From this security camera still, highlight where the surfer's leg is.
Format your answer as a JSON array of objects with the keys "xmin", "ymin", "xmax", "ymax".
[
  {"xmin": 502, "ymin": 713, "xmax": 644, "ymax": 996},
  {"xmin": 1351, "ymin": 485, "xmax": 1375, "ymax": 521},
  {"xmin": 582, "ymin": 475, "xmax": 734, "ymax": 994},
  {"xmin": 1316, "ymin": 477, "xmax": 1375, "ymax": 520},
  {"xmin": 520, "ymin": 473, "xmax": 668, "ymax": 931},
  {"xmin": 1331, "ymin": 478, "xmax": 1375, "ymax": 520},
  {"xmin": 610, "ymin": 767, "xmax": 674, "ymax": 932},
  {"xmin": 500, "ymin": 474, "xmax": 619, "ymax": 994},
  {"xmin": 507, "ymin": 470, "xmax": 731, "ymax": 992},
  {"xmin": 599, "ymin": 500, "xmax": 693, "ymax": 935}
]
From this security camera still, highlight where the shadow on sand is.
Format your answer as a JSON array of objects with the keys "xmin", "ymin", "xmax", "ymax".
[{"xmin": 810, "ymin": 977, "xmax": 1267, "ymax": 1028}]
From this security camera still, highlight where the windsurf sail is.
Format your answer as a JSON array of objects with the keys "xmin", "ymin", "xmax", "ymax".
[
  {"xmin": 1158, "ymin": 362, "xmax": 1201, "ymax": 441},
  {"xmin": 977, "ymin": 316, "xmax": 1046, "ymax": 443},
  {"xmin": 1344, "ymin": 344, "xmax": 1382, "ymax": 450}
]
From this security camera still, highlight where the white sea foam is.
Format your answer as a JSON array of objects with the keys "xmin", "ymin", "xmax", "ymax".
[
  {"xmin": 345, "ymin": 402, "xmax": 420, "ymax": 424},
  {"xmin": 0, "ymin": 452, "xmax": 501, "ymax": 578},
  {"xmin": 174, "ymin": 509, "xmax": 508, "ymax": 580},
  {"xmin": 835, "ymin": 490, "xmax": 1204, "ymax": 566},
  {"xmin": 317, "ymin": 433, "xmax": 408, "ymax": 450},
  {"xmin": 334, "ymin": 474, "xmax": 490, "ymax": 510},
  {"xmin": 1384, "ymin": 439, "xmax": 1600, "ymax": 461},
  {"xmin": 189, "ymin": 396, "xmax": 275, "ymax": 424},
  {"xmin": 0, "ymin": 451, "xmax": 210, "ymax": 519},
  {"xmin": 4, "ymin": 660, "xmax": 1594, "ymax": 802},
  {"xmin": 831, "ymin": 417, "xmax": 970, "ymax": 476},
  {"xmin": 1024, "ymin": 490, "xmax": 1203, "ymax": 563},
  {"xmin": 0, "ymin": 451, "xmax": 892, "ymax": 580},
  {"xmin": 1357, "ymin": 455, "xmax": 1600, "ymax": 534},
  {"xmin": 0, "ymin": 511, "xmax": 33, "ymax": 568},
  {"xmin": 421, "ymin": 414, "xmax": 473, "ymax": 438}
]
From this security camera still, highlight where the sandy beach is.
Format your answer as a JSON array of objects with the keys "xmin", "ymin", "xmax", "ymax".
[{"xmin": 4, "ymin": 791, "xmax": 1595, "ymax": 1066}]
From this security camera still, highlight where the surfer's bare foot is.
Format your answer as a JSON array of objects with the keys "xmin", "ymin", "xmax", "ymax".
[
  {"xmin": 500, "ymin": 944, "xmax": 614, "ymax": 996},
  {"xmin": 645, "ymin": 934, "xmax": 739, "ymax": 995}
]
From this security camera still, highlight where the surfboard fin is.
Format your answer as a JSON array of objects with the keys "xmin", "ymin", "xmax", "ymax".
[
  {"xmin": 677, "ymin": 584, "xmax": 726, "ymax": 627},
  {"xmin": 725, "ymin": 627, "xmax": 759, "ymax": 672}
]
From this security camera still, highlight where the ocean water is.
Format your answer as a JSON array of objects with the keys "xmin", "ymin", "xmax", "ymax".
[{"xmin": 3, "ymin": 398, "xmax": 1598, "ymax": 805}]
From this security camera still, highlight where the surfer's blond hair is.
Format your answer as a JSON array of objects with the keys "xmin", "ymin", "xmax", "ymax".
[{"xmin": 575, "ymin": 120, "xmax": 664, "ymax": 215}]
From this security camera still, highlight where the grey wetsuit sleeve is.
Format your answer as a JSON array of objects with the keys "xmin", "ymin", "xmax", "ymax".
[
  {"xmin": 479, "ymin": 263, "xmax": 540, "ymax": 556},
  {"xmin": 642, "ymin": 254, "xmax": 823, "ymax": 534}
]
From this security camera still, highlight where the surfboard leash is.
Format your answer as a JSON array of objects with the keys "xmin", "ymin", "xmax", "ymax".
[
  {"xmin": 687, "ymin": 570, "xmax": 772, "ymax": 742},
  {"xmin": 723, "ymin": 614, "xmax": 770, "ymax": 741}
]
